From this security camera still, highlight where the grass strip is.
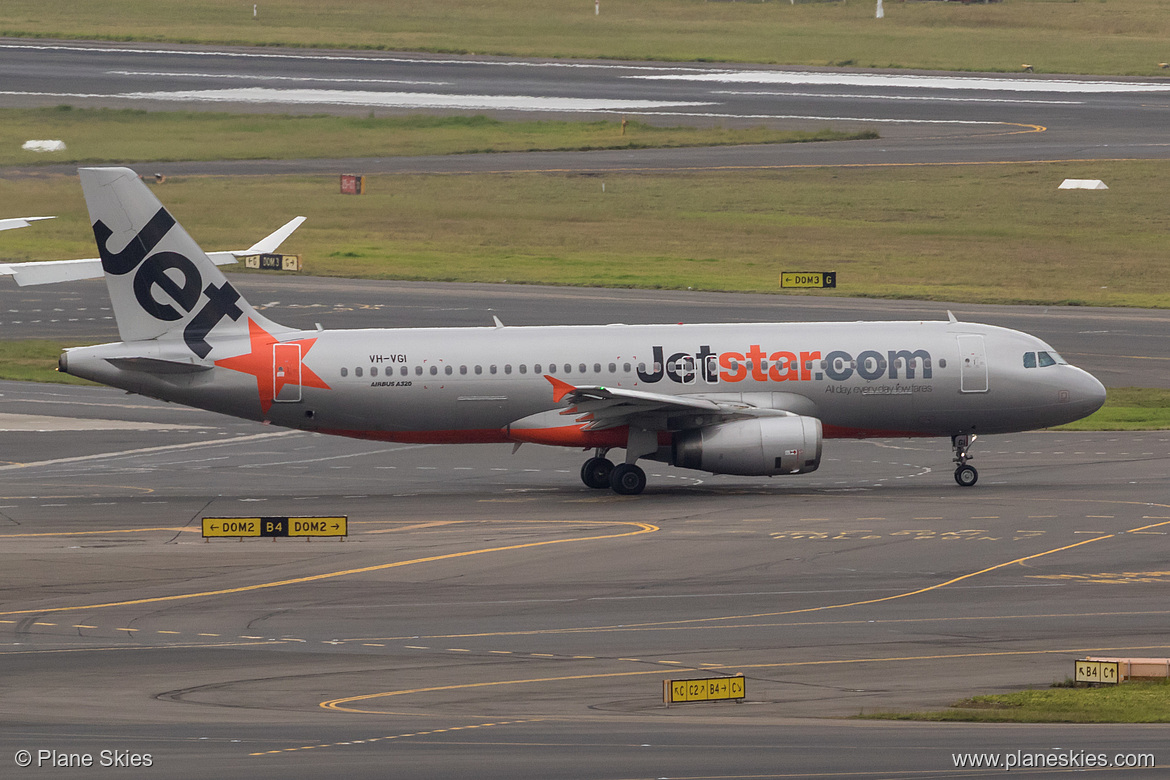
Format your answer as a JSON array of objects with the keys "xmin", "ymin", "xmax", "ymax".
[
  {"xmin": 4, "ymin": 0, "xmax": 1170, "ymax": 76},
  {"xmin": 1055, "ymin": 388, "xmax": 1170, "ymax": 431},
  {"xmin": 862, "ymin": 680, "xmax": 1170, "ymax": 723},
  {"xmin": 3, "ymin": 162, "xmax": 1169, "ymax": 309},
  {"xmin": 2, "ymin": 108, "xmax": 876, "ymax": 168},
  {"xmin": 0, "ymin": 341, "xmax": 94, "ymax": 385}
]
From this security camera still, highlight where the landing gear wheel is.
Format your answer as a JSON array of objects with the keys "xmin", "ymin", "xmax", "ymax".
[
  {"xmin": 954, "ymin": 464, "xmax": 978, "ymax": 487},
  {"xmin": 610, "ymin": 463, "xmax": 647, "ymax": 495},
  {"xmin": 580, "ymin": 457, "xmax": 614, "ymax": 489}
]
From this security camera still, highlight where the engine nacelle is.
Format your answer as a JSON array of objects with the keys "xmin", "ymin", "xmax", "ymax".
[{"xmin": 671, "ymin": 416, "xmax": 822, "ymax": 476}]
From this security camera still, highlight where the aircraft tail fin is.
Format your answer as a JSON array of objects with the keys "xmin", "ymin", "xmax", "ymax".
[{"xmin": 79, "ymin": 167, "xmax": 291, "ymax": 358}]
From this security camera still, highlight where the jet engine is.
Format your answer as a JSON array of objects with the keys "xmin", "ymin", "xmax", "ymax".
[{"xmin": 671, "ymin": 416, "xmax": 822, "ymax": 476}]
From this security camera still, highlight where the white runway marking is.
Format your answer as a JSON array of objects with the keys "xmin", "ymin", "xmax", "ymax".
[
  {"xmin": 0, "ymin": 413, "xmax": 205, "ymax": 433},
  {"xmin": 0, "ymin": 88, "xmax": 708, "ymax": 113},
  {"xmin": 712, "ymin": 89, "xmax": 1084, "ymax": 106},
  {"xmin": 120, "ymin": 88, "xmax": 712, "ymax": 112},
  {"xmin": 631, "ymin": 70, "xmax": 1170, "ymax": 94}
]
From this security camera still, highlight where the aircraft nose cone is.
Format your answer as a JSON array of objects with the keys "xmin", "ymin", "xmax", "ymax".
[{"xmin": 1074, "ymin": 369, "xmax": 1107, "ymax": 416}]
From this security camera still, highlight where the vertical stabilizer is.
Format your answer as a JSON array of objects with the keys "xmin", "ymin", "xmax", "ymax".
[{"xmin": 79, "ymin": 167, "xmax": 289, "ymax": 358}]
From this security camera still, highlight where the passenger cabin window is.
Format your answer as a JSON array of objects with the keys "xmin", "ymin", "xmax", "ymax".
[
  {"xmin": 534, "ymin": 364, "xmax": 542, "ymax": 373},
  {"xmin": 371, "ymin": 367, "xmax": 378, "ymax": 377},
  {"xmin": 563, "ymin": 364, "xmax": 572, "ymax": 374},
  {"xmin": 504, "ymin": 364, "xmax": 512, "ymax": 375},
  {"xmin": 401, "ymin": 366, "xmax": 408, "ymax": 376},
  {"xmin": 548, "ymin": 364, "xmax": 556, "ymax": 374},
  {"xmin": 340, "ymin": 367, "xmax": 348, "ymax": 377},
  {"xmin": 355, "ymin": 367, "xmax": 363, "ymax": 378},
  {"xmin": 475, "ymin": 365, "xmax": 482, "ymax": 375},
  {"xmin": 430, "ymin": 366, "xmax": 438, "ymax": 376},
  {"xmin": 490, "ymin": 365, "xmax": 497, "ymax": 375},
  {"xmin": 608, "ymin": 363, "xmax": 616, "ymax": 373},
  {"xmin": 579, "ymin": 363, "xmax": 588, "ymax": 373},
  {"xmin": 1023, "ymin": 352, "xmax": 1037, "ymax": 368},
  {"xmin": 415, "ymin": 366, "xmax": 423, "ymax": 376},
  {"xmin": 459, "ymin": 365, "xmax": 467, "ymax": 375},
  {"xmin": 444, "ymin": 365, "xmax": 453, "ymax": 375},
  {"xmin": 519, "ymin": 364, "xmax": 528, "ymax": 374}
]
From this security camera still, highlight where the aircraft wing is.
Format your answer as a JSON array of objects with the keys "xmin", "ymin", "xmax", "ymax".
[
  {"xmin": 0, "ymin": 216, "xmax": 305, "ymax": 286},
  {"xmin": 0, "ymin": 216, "xmax": 54, "ymax": 232},
  {"xmin": 545, "ymin": 375, "xmax": 791, "ymax": 431}
]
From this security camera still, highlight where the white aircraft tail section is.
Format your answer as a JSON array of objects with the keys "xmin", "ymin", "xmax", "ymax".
[{"xmin": 80, "ymin": 167, "xmax": 289, "ymax": 358}]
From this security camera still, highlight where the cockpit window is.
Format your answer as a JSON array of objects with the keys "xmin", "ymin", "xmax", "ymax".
[{"xmin": 1025, "ymin": 350, "xmax": 1067, "ymax": 368}]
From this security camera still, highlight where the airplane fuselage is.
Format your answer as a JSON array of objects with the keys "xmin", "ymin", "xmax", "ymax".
[{"xmin": 63, "ymin": 319, "xmax": 1105, "ymax": 445}]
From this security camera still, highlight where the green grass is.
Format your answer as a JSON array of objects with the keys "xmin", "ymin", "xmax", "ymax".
[
  {"xmin": 0, "ymin": 341, "xmax": 94, "ymax": 385},
  {"xmin": 1055, "ymin": 388, "xmax": 1170, "ymax": 431},
  {"xmin": 1, "ymin": 108, "xmax": 876, "ymax": 167},
  {"xmin": 4, "ymin": 160, "xmax": 1170, "ymax": 309},
  {"xmin": 864, "ymin": 680, "xmax": 1170, "ymax": 722},
  {"xmin": 4, "ymin": 0, "xmax": 1170, "ymax": 75}
]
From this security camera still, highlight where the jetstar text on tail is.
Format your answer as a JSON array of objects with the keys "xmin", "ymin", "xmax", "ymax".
[{"xmin": 635, "ymin": 345, "xmax": 934, "ymax": 384}]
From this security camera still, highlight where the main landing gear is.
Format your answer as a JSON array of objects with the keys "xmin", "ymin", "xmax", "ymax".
[
  {"xmin": 580, "ymin": 453, "xmax": 614, "ymax": 489},
  {"xmin": 580, "ymin": 449, "xmax": 647, "ymax": 495},
  {"xmin": 952, "ymin": 433, "xmax": 978, "ymax": 487}
]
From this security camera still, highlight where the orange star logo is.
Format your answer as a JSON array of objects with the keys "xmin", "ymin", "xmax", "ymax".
[{"xmin": 214, "ymin": 319, "xmax": 330, "ymax": 414}]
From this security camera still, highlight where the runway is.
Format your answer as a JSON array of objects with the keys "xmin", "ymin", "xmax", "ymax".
[
  {"xmin": 5, "ymin": 39, "xmax": 1170, "ymax": 178},
  {"xmin": 0, "ymin": 378, "xmax": 1168, "ymax": 778}
]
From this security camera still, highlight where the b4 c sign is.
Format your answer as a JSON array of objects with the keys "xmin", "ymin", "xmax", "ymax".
[{"xmin": 202, "ymin": 516, "xmax": 347, "ymax": 538}]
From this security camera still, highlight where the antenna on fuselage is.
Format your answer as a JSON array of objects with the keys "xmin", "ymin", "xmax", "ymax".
[{"xmin": 946, "ymin": 310, "xmax": 958, "ymax": 323}]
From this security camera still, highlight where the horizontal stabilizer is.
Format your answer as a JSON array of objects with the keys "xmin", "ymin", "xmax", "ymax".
[{"xmin": 103, "ymin": 356, "xmax": 214, "ymax": 374}]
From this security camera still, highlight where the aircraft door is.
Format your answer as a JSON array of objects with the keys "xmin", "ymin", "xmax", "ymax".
[
  {"xmin": 956, "ymin": 334, "xmax": 988, "ymax": 393},
  {"xmin": 273, "ymin": 342, "xmax": 303, "ymax": 402}
]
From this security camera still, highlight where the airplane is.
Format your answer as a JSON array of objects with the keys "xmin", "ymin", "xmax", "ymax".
[
  {"xmin": 3, "ymin": 167, "xmax": 1107, "ymax": 494},
  {"xmin": 0, "ymin": 215, "xmax": 54, "ymax": 232}
]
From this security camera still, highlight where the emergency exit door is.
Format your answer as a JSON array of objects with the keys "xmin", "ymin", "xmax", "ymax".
[
  {"xmin": 956, "ymin": 334, "xmax": 988, "ymax": 393},
  {"xmin": 273, "ymin": 342, "xmax": 302, "ymax": 402}
]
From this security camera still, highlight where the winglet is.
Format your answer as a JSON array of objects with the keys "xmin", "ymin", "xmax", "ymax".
[
  {"xmin": 545, "ymin": 374, "xmax": 576, "ymax": 403},
  {"xmin": 234, "ymin": 216, "xmax": 306, "ymax": 256}
]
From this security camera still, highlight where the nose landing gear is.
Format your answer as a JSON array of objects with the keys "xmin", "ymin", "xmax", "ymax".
[{"xmin": 952, "ymin": 434, "xmax": 978, "ymax": 487}]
